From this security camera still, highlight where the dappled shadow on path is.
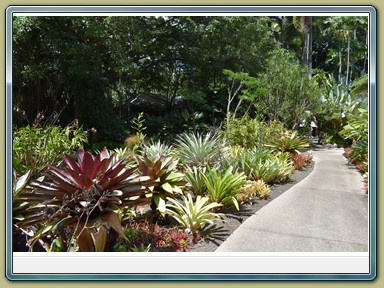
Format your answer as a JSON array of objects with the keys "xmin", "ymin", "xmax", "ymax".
[{"xmin": 198, "ymin": 224, "xmax": 231, "ymax": 246}]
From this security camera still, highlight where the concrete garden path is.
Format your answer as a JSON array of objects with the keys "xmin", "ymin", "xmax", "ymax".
[{"xmin": 216, "ymin": 145, "xmax": 368, "ymax": 252}]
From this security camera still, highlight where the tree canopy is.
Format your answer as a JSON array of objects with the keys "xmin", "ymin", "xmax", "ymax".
[{"xmin": 12, "ymin": 15, "xmax": 368, "ymax": 142}]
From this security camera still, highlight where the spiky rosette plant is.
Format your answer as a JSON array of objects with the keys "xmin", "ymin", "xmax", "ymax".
[
  {"xmin": 14, "ymin": 147, "xmax": 155, "ymax": 252},
  {"xmin": 165, "ymin": 194, "xmax": 223, "ymax": 240},
  {"xmin": 265, "ymin": 131, "xmax": 310, "ymax": 155},
  {"xmin": 136, "ymin": 154, "xmax": 185, "ymax": 214}
]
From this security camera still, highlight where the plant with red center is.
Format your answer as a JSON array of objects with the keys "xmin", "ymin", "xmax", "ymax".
[{"xmin": 14, "ymin": 147, "xmax": 154, "ymax": 252}]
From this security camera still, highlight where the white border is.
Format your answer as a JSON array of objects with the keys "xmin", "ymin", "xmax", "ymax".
[{"xmin": 13, "ymin": 252, "xmax": 369, "ymax": 274}]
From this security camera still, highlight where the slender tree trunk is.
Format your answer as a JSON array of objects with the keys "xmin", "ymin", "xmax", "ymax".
[
  {"xmin": 301, "ymin": 16, "xmax": 312, "ymax": 79},
  {"xmin": 346, "ymin": 31, "xmax": 351, "ymax": 86},
  {"xmin": 350, "ymin": 29, "xmax": 356, "ymax": 84},
  {"xmin": 307, "ymin": 17, "xmax": 313, "ymax": 79},
  {"xmin": 226, "ymin": 79, "xmax": 243, "ymax": 126},
  {"xmin": 280, "ymin": 16, "xmax": 285, "ymax": 48},
  {"xmin": 233, "ymin": 99, "xmax": 243, "ymax": 120},
  {"xmin": 339, "ymin": 48, "xmax": 343, "ymax": 84}
]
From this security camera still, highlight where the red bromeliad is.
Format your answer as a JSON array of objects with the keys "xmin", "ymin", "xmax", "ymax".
[{"xmin": 15, "ymin": 147, "xmax": 155, "ymax": 252}]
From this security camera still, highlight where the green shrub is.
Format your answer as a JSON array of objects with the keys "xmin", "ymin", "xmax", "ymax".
[
  {"xmin": 233, "ymin": 148, "xmax": 294, "ymax": 184},
  {"xmin": 136, "ymin": 155, "xmax": 185, "ymax": 214},
  {"xmin": 201, "ymin": 166, "xmax": 246, "ymax": 211},
  {"xmin": 248, "ymin": 158, "xmax": 284, "ymax": 183},
  {"xmin": 236, "ymin": 180, "xmax": 271, "ymax": 204},
  {"xmin": 184, "ymin": 166, "xmax": 207, "ymax": 196},
  {"xmin": 340, "ymin": 108, "xmax": 368, "ymax": 166},
  {"xmin": 349, "ymin": 139, "xmax": 368, "ymax": 167},
  {"xmin": 222, "ymin": 116, "xmax": 286, "ymax": 148},
  {"xmin": 165, "ymin": 193, "xmax": 223, "ymax": 239},
  {"xmin": 230, "ymin": 147, "xmax": 269, "ymax": 172},
  {"xmin": 174, "ymin": 132, "xmax": 220, "ymax": 168},
  {"xmin": 223, "ymin": 116, "xmax": 261, "ymax": 148},
  {"xmin": 140, "ymin": 140, "xmax": 173, "ymax": 162},
  {"xmin": 339, "ymin": 108, "xmax": 368, "ymax": 141},
  {"xmin": 265, "ymin": 131, "xmax": 310, "ymax": 155},
  {"xmin": 13, "ymin": 123, "xmax": 88, "ymax": 176}
]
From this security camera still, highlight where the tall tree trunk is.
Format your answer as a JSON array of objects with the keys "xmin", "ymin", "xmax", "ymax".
[
  {"xmin": 339, "ymin": 49, "xmax": 343, "ymax": 83},
  {"xmin": 350, "ymin": 28, "xmax": 357, "ymax": 83},
  {"xmin": 307, "ymin": 17, "xmax": 313, "ymax": 79},
  {"xmin": 301, "ymin": 16, "xmax": 313, "ymax": 79},
  {"xmin": 346, "ymin": 31, "xmax": 351, "ymax": 86}
]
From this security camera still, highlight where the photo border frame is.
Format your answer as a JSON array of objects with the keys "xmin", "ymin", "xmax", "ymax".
[{"xmin": 5, "ymin": 5, "xmax": 377, "ymax": 281}]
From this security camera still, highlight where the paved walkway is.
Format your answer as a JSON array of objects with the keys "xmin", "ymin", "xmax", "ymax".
[{"xmin": 216, "ymin": 146, "xmax": 368, "ymax": 252}]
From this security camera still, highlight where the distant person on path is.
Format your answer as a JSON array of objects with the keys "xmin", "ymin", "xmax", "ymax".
[{"xmin": 310, "ymin": 117, "xmax": 317, "ymax": 138}]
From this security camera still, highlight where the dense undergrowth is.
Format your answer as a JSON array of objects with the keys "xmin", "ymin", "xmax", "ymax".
[
  {"xmin": 12, "ymin": 106, "xmax": 368, "ymax": 252},
  {"xmin": 13, "ymin": 115, "xmax": 316, "ymax": 252}
]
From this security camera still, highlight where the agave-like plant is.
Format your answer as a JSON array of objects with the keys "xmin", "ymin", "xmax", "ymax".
[
  {"xmin": 14, "ymin": 147, "xmax": 154, "ymax": 252},
  {"xmin": 248, "ymin": 158, "xmax": 293, "ymax": 184},
  {"xmin": 140, "ymin": 140, "xmax": 173, "ymax": 162},
  {"xmin": 184, "ymin": 166, "xmax": 207, "ymax": 196},
  {"xmin": 201, "ymin": 166, "xmax": 246, "ymax": 211},
  {"xmin": 265, "ymin": 131, "xmax": 310, "ymax": 155},
  {"xmin": 112, "ymin": 147, "xmax": 137, "ymax": 167},
  {"xmin": 234, "ymin": 148, "xmax": 270, "ymax": 173},
  {"xmin": 166, "ymin": 194, "xmax": 223, "ymax": 239},
  {"xmin": 136, "ymin": 154, "xmax": 185, "ymax": 214},
  {"xmin": 174, "ymin": 132, "xmax": 219, "ymax": 168},
  {"xmin": 233, "ymin": 148, "xmax": 293, "ymax": 184}
]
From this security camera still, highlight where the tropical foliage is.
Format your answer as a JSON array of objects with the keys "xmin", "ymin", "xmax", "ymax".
[
  {"xmin": 165, "ymin": 194, "xmax": 223, "ymax": 239},
  {"xmin": 236, "ymin": 180, "xmax": 271, "ymax": 204},
  {"xmin": 140, "ymin": 140, "xmax": 173, "ymax": 162},
  {"xmin": 265, "ymin": 131, "xmax": 310, "ymax": 155},
  {"xmin": 14, "ymin": 148, "xmax": 154, "ymax": 251},
  {"xmin": 292, "ymin": 153, "xmax": 314, "ymax": 170},
  {"xmin": 232, "ymin": 148, "xmax": 294, "ymax": 184},
  {"xmin": 13, "ymin": 122, "xmax": 87, "ymax": 176},
  {"xmin": 12, "ymin": 169, "xmax": 32, "ymax": 221},
  {"xmin": 184, "ymin": 166, "xmax": 207, "ymax": 196},
  {"xmin": 201, "ymin": 166, "xmax": 247, "ymax": 211},
  {"xmin": 223, "ymin": 116, "xmax": 286, "ymax": 149},
  {"xmin": 136, "ymin": 155, "xmax": 185, "ymax": 214},
  {"xmin": 174, "ymin": 132, "xmax": 220, "ymax": 168},
  {"xmin": 340, "ymin": 107, "xmax": 368, "ymax": 193},
  {"xmin": 11, "ymin": 14, "xmax": 369, "ymax": 252}
]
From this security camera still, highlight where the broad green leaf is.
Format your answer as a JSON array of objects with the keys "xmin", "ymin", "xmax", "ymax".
[
  {"xmin": 161, "ymin": 182, "xmax": 174, "ymax": 193},
  {"xmin": 14, "ymin": 170, "xmax": 32, "ymax": 195}
]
